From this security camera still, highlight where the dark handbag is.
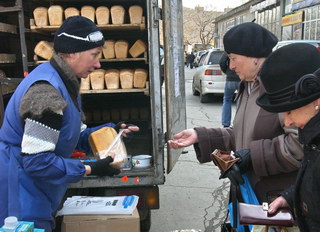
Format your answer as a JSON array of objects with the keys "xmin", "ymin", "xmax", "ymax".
[{"xmin": 238, "ymin": 203, "xmax": 294, "ymax": 227}]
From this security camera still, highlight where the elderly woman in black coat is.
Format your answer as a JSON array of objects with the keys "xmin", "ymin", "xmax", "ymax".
[{"xmin": 256, "ymin": 43, "xmax": 320, "ymax": 232}]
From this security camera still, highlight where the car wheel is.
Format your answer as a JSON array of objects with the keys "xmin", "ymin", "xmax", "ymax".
[
  {"xmin": 192, "ymin": 80, "xmax": 199, "ymax": 96},
  {"xmin": 200, "ymin": 85, "xmax": 210, "ymax": 103}
]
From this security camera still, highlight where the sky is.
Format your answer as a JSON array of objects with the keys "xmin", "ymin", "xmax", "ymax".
[{"xmin": 182, "ymin": 0, "xmax": 244, "ymax": 11}]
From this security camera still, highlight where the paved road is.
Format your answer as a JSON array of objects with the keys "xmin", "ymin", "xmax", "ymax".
[{"xmin": 150, "ymin": 67, "xmax": 237, "ymax": 232}]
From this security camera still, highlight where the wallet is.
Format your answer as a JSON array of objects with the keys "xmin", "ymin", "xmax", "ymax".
[
  {"xmin": 210, "ymin": 149, "xmax": 239, "ymax": 172},
  {"xmin": 238, "ymin": 203, "xmax": 294, "ymax": 227}
]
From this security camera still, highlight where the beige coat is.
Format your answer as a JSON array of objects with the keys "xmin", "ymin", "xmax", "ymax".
[{"xmin": 194, "ymin": 78, "xmax": 303, "ymax": 202}]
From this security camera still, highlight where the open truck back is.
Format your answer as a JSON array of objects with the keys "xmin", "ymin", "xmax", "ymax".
[{"xmin": 0, "ymin": 0, "xmax": 186, "ymax": 230}]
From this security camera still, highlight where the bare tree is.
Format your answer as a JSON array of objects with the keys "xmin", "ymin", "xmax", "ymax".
[
  {"xmin": 183, "ymin": 8, "xmax": 199, "ymax": 45},
  {"xmin": 194, "ymin": 11, "xmax": 215, "ymax": 45},
  {"xmin": 183, "ymin": 7, "xmax": 222, "ymax": 47}
]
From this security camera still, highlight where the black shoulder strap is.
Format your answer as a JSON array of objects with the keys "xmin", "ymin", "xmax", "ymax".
[{"xmin": 230, "ymin": 183, "xmax": 250, "ymax": 232}]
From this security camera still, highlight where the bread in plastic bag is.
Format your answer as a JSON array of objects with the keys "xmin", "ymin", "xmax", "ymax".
[
  {"xmin": 89, "ymin": 127, "xmax": 117, "ymax": 156},
  {"xmin": 98, "ymin": 129, "xmax": 128, "ymax": 169}
]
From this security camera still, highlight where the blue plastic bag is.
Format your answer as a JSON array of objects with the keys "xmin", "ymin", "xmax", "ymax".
[{"xmin": 228, "ymin": 174, "xmax": 259, "ymax": 231}]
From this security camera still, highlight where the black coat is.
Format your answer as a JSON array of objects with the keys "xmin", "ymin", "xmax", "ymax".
[
  {"xmin": 219, "ymin": 52, "xmax": 240, "ymax": 82},
  {"xmin": 281, "ymin": 113, "xmax": 320, "ymax": 231}
]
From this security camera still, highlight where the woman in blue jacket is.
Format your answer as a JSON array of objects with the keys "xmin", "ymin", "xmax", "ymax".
[{"xmin": 0, "ymin": 16, "xmax": 138, "ymax": 231}]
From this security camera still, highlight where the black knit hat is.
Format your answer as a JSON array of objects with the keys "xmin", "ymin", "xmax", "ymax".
[
  {"xmin": 54, "ymin": 16, "xmax": 104, "ymax": 53},
  {"xmin": 223, "ymin": 22, "xmax": 278, "ymax": 58},
  {"xmin": 257, "ymin": 43, "xmax": 320, "ymax": 113}
]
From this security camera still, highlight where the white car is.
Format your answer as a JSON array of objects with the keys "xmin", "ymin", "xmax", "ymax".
[
  {"xmin": 193, "ymin": 50, "xmax": 207, "ymax": 68},
  {"xmin": 192, "ymin": 49, "xmax": 226, "ymax": 103},
  {"xmin": 273, "ymin": 40, "xmax": 320, "ymax": 51}
]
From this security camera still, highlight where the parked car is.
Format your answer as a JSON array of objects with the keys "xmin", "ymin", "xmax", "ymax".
[
  {"xmin": 192, "ymin": 50, "xmax": 207, "ymax": 68},
  {"xmin": 192, "ymin": 49, "xmax": 226, "ymax": 103},
  {"xmin": 273, "ymin": 40, "xmax": 320, "ymax": 51}
]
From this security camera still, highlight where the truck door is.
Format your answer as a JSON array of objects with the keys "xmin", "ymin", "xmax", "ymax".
[{"xmin": 162, "ymin": 0, "xmax": 186, "ymax": 174}]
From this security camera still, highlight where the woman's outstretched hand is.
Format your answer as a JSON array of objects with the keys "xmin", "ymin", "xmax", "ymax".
[{"xmin": 167, "ymin": 129, "xmax": 198, "ymax": 149}]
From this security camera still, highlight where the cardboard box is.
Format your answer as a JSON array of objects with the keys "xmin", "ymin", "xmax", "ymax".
[{"xmin": 62, "ymin": 209, "xmax": 140, "ymax": 232}]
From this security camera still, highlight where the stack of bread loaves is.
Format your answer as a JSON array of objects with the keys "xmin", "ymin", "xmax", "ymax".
[
  {"xmin": 101, "ymin": 40, "xmax": 147, "ymax": 59},
  {"xmin": 82, "ymin": 69, "xmax": 148, "ymax": 90},
  {"xmin": 33, "ymin": 4, "xmax": 144, "ymax": 27}
]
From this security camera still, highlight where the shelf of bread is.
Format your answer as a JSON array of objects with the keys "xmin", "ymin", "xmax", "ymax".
[
  {"xmin": 80, "ymin": 68, "xmax": 149, "ymax": 95},
  {"xmin": 30, "ymin": 20, "xmax": 145, "ymax": 32},
  {"xmin": 33, "ymin": 39, "xmax": 148, "ymax": 64},
  {"xmin": 80, "ymin": 87, "xmax": 149, "ymax": 95},
  {"xmin": 30, "ymin": 4, "xmax": 145, "ymax": 32},
  {"xmin": 33, "ymin": 56, "xmax": 147, "ymax": 64}
]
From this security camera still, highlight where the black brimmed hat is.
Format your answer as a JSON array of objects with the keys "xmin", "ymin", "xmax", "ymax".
[
  {"xmin": 223, "ymin": 22, "xmax": 278, "ymax": 58},
  {"xmin": 54, "ymin": 16, "xmax": 104, "ymax": 53},
  {"xmin": 256, "ymin": 43, "xmax": 320, "ymax": 113}
]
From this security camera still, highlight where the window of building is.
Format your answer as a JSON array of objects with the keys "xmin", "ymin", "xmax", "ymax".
[
  {"xmin": 284, "ymin": 0, "xmax": 292, "ymax": 15},
  {"xmin": 256, "ymin": 6, "xmax": 281, "ymax": 38},
  {"xmin": 303, "ymin": 5, "xmax": 320, "ymax": 40}
]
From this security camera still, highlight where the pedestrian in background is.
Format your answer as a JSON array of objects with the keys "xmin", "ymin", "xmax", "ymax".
[
  {"xmin": 220, "ymin": 52, "xmax": 240, "ymax": 128},
  {"xmin": 256, "ymin": 43, "xmax": 320, "ymax": 232},
  {"xmin": 168, "ymin": 22, "xmax": 302, "ymax": 204},
  {"xmin": 187, "ymin": 52, "xmax": 195, "ymax": 69},
  {"xmin": 0, "ymin": 16, "xmax": 138, "ymax": 232}
]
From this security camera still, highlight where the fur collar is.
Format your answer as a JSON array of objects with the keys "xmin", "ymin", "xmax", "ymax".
[{"xmin": 50, "ymin": 53, "xmax": 80, "ymax": 110}]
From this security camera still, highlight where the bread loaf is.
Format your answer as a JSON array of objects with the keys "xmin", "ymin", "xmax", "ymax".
[
  {"xmin": 105, "ymin": 69, "xmax": 120, "ymax": 89},
  {"xmin": 64, "ymin": 7, "xmax": 79, "ymax": 19},
  {"xmin": 102, "ymin": 40, "xmax": 115, "ymax": 59},
  {"xmin": 34, "ymin": 41, "xmax": 53, "ymax": 60},
  {"xmin": 110, "ymin": 5, "xmax": 125, "ymax": 24},
  {"xmin": 120, "ymin": 69, "xmax": 134, "ymax": 89},
  {"xmin": 81, "ymin": 6, "xmax": 95, "ymax": 22},
  {"xmin": 48, "ymin": 5, "xmax": 63, "ymax": 26},
  {"xmin": 89, "ymin": 127, "xmax": 117, "ymax": 156},
  {"xmin": 129, "ymin": 5, "xmax": 143, "ymax": 24},
  {"xmin": 129, "ymin": 40, "xmax": 147, "ymax": 58},
  {"xmin": 33, "ymin": 7, "xmax": 48, "ymax": 27},
  {"xmin": 134, "ymin": 68, "xmax": 148, "ymax": 88},
  {"xmin": 115, "ymin": 40, "xmax": 129, "ymax": 59},
  {"xmin": 90, "ymin": 127, "xmax": 127, "ymax": 169},
  {"xmin": 96, "ymin": 6, "xmax": 110, "ymax": 25},
  {"xmin": 80, "ymin": 76, "xmax": 90, "ymax": 90},
  {"xmin": 90, "ymin": 69, "xmax": 105, "ymax": 90}
]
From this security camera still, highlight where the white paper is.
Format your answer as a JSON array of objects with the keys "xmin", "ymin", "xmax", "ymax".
[{"xmin": 57, "ymin": 195, "xmax": 139, "ymax": 216}]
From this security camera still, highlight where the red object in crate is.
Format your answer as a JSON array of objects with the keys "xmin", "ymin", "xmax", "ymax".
[{"xmin": 71, "ymin": 149, "xmax": 87, "ymax": 158}]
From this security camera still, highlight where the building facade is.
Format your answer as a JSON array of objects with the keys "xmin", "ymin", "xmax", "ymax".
[{"xmin": 214, "ymin": 0, "xmax": 320, "ymax": 48}]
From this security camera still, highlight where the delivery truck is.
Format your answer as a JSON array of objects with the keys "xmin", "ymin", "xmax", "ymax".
[{"xmin": 0, "ymin": 0, "xmax": 186, "ymax": 231}]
